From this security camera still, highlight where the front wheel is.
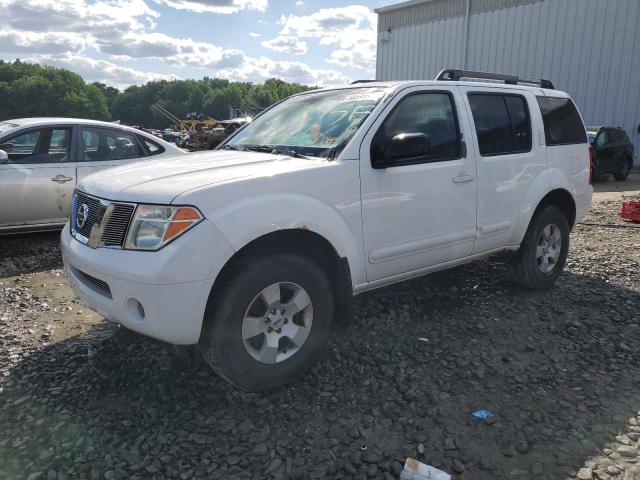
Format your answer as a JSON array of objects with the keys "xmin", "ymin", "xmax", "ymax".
[
  {"xmin": 614, "ymin": 158, "xmax": 632, "ymax": 181},
  {"xmin": 509, "ymin": 206, "xmax": 570, "ymax": 289},
  {"xmin": 199, "ymin": 253, "xmax": 334, "ymax": 391}
]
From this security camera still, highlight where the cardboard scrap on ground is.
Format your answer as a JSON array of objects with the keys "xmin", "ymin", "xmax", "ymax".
[{"xmin": 399, "ymin": 458, "xmax": 451, "ymax": 480}]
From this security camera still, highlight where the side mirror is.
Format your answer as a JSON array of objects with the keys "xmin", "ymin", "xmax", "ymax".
[
  {"xmin": 0, "ymin": 149, "xmax": 8, "ymax": 164},
  {"xmin": 382, "ymin": 133, "xmax": 431, "ymax": 165}
]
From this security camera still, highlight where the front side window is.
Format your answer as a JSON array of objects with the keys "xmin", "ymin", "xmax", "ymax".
[
  {"xmin": 468, "ymin": 93, "xmax": 532, "ymax": 156},
  {"xmin": 596, "ymin": 130, "xmax": 609, "ymax": 148},
  {"xmin": 0, "ymin": 128, "xmax": 72, "ymax": 164},
  {"xmin": 371, "ymin": 92, "xmax": 460, "ymax": 167},
  {"xmin": 227, "ymin": 87, "xmax": 386, "ymax": 158},
  {"xmin": 536, "ymin": 97, "xmax": 586, "ymax": 146},
  {"xmin": 82, "ymin": 127, "xmax": 144, "ymax": 161}
]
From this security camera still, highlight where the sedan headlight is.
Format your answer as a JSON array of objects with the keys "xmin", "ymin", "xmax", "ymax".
[{"xmin": 124, "ymin": 205, "xmax": 203, "ymax": 251}]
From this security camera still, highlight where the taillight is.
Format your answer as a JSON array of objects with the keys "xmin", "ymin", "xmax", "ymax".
[{"xmin": 588, "ymin": 146, "xmax": 593, "ymax": 184}]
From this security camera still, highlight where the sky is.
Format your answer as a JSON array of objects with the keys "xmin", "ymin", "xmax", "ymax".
[{"xmin": 0, "ymin": 0, "xmax": 393, "ymax": 89}]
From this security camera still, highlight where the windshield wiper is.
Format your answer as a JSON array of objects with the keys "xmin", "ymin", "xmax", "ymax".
[
  {"xmin": 238, "ymin": 144, "xmax": 311, "ymax": 160},
  {"xmin": 219, "ymin": 144, "xmax": 246, "ymax": 151}
]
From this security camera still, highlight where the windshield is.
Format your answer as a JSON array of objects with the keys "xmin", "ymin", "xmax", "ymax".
[
  {"xmin": 226, "ymin": 87, "xmax": 387, "ymax": 158},
  {"xmin": 0, "ymin": 122, "xmax": 18, "ymax": 135}
]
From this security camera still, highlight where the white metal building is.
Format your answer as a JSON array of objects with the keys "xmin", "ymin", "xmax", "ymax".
[{"xmin": 375, "ymin": 0, "xmax": 640, "ymax": 164}]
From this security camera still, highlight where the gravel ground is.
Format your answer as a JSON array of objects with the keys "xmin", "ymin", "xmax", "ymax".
[{"xmin": 0, "ymin": 201, "xmax": 639, "ymax": 480}]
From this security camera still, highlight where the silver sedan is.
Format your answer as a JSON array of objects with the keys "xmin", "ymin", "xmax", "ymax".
[{"xmin": 0, "ymin": 118, "xmax": 186, "ymax": 234}]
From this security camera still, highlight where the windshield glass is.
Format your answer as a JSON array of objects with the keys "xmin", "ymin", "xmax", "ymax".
[
  {"xmin": 0, "ymin": 122, "xmax": 18, "ymax": 135},
  {"xmin": 227, "ymin": 87, "xmax": 387, "ymax": 158}
]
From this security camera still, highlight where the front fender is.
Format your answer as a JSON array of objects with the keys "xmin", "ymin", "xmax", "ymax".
[{"xmin": 204, "ymin": 193, "xmax": 365, "ymax": 288}]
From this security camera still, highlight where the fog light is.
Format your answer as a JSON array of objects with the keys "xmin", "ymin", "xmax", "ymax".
[{"xmin": 126, "ymin": 297, "xmax": 146, "ymax": 323}]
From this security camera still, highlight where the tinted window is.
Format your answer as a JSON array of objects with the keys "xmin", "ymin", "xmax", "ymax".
[
  {"xmin": 140, "ymin": 136, "xmax": 165, "ymax": 156},
  {"xmin": 0, "ymin": 128, "xmax": 72, "ymax": 164},
  {"xmin": 536, "ymin": 97, "xmax": 586, "ymax": 145},
  {"xmin": 468, "ymin": 94, "xmax": 531, "ymax": 156},
  {"xmin": 82, "ymin": 127, "xmax": 144, "ymax": 161},
  {"xmin": 609, "ymin": 129, "xmax": 626, "ymax": 143},
  {"xmin": 372, "ymin": 92, "xmax": 460, "ymax": 166}
]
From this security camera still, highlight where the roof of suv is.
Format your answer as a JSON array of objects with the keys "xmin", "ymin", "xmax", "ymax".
[{"xmin": 315, "ymin": 80, "xmax": 566, "ymax": 96}]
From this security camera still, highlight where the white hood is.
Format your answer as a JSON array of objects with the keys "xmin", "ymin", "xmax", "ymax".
[{"xmin": 77, "ymin": 150, "xmax": 329, "ymax": 204}]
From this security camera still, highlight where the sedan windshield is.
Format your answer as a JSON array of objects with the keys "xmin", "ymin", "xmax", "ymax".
[
  {"xmin": 226, "ymin": 87, "xmax": 387, "ymax": 158},
  {"xmin": 0, "ymin": 122, "xmax": 18, "ymax": 134}
]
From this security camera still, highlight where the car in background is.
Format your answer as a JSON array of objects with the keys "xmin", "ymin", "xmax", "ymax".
[
  {"xmin": 586, "ymin": 126, "xmax": 635, "ymax": 181},
  {"xmin": 0, "ymin": 118, "xmax": 186, "ymax": 234}
]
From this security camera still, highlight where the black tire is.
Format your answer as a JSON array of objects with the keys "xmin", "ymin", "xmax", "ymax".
[
  {"xmin": 614, "ymin": 157, "xmax": 632, "ymax": 181},
  {"xmin": 199, "ymin": 253, "xmax": 334, "ymax": 391},
  {"xmin": 508, "ymin": 206, "xmax": 570, "ymax": 290}
]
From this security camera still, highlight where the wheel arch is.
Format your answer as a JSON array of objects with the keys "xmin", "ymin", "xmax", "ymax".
[{"xmin": 203, "ymin": 228, "xmax": 354, "ymax": 334}]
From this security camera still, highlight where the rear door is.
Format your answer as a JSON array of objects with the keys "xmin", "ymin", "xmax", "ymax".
[
  {"xmin": 77, "ymin": 126, "xmax": 148, "ymax": 183},
  {"xmin": 460, "ymin": 87, "xmax": 544, "ymax": 253},
  {"xmin": 0, "ymin": 125, "xmax": 76, "ymax": 228}
]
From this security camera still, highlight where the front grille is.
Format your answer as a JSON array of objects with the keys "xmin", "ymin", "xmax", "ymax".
[
  {"xmin": 71, "ymin": 191, "xmax": 135, "ymax": 249},
  {"xmin": 74, "ymin": 268, "xmax": 112, "ymax": 298},
  {"xmin": 73, "ymin": 191, "xmax": 102, "ymax": 240},
  {"xmin": 102, "ymin": 204, "xmax": 135, "ymax": 247}
]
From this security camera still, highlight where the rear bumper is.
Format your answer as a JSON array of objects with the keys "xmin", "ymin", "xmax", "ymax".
[
  {"xmin": 61, "ymin": 221, "xmax": 232, "ymax": 345},
  {"xmin": 575, "ymin": 186, "xmax": 593, "ymax": 225}
]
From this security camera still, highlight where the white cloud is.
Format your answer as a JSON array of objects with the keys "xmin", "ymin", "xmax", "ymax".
[
  {"xmin": 0, "ymin": 0, "xmax": 158, "ymax": 35},
  {"xmin": 27, "ymin": 53, "xmax": 178, "ymax": 89},
  {"xmin": 278, "ymin": 5, "xmax": 376, "ymax": 71},
  {"xmin": 0, "ymin": 0, "xmax": 354, "ymax": 87},
  {"xmin": 0, "ymin": 30, "xmax": 86, "ymax": 55},
  {"xmin": 261, "ymin": 35, "xmax": 307, "ymax": 55},
  {"xmin": 151, "ymin": 0, "xmax": 266, "ymax": 14},
  {"xmin": 249, "ymin": 32, "xmax": 260, "ymax": 38},
  {"xmin": 217, "ymin": 56, "xmax": 350, "ymax": 86},
  {"xmin": 295, "ymin": 0, "xmax": 303, "ymax": 6}
]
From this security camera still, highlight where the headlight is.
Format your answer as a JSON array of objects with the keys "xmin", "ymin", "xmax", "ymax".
[{"xmin": 124, "ymin": 205, "xmax": 203, "ymax": 251}]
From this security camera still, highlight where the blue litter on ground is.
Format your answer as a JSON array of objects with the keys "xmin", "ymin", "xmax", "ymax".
[{"xmin": 471, "ymin": 409, "xmax": 494, "ymax": 420}]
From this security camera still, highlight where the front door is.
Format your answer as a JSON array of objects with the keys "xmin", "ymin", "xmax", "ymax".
[
  {"xmin": 0, "ymin": 126, "xmax": 76, "ymax": 228},
  {"xmin": 595, "ymin": 129, "xmax": 614, "ymax": 173},
  {"xmin": 359, "ymin": 87, "xmax": 477, "ymax": 282}
]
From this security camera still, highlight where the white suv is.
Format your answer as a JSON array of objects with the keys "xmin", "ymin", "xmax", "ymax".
[{"xmin": 61, "ymin": 70, "xmax": 593, "ymax": 391}]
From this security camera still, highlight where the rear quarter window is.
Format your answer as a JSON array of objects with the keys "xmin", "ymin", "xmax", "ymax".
[{"xmin": 536, "ymin": 97, "xmax": 586, "ymax": 146}]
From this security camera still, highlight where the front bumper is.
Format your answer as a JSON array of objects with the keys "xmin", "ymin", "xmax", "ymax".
[{"xmin": 61, "ymin": 221, "xmax": 233, "ymax": 345}]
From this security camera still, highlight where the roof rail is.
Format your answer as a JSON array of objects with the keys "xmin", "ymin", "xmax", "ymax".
[
  {"xmin": 435, "ymin": 69, "xmax": 555, "ymax": 90},
  {"xmin": 350, "ymin": 80, "xmax": 377, "ymax": 84}
]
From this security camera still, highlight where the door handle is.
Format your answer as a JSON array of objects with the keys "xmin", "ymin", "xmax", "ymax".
[
  {"xmin": 51, "ymin": 175, "xmax": 73, "ymax": 183},
  {"xmin": 452, "ymin": 174, "xmax": 474, "ymax": 183}
]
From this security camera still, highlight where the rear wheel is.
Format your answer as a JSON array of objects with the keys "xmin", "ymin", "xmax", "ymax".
[
  {"xmin": 199, "ymin": 253, "xmax": 334, "ymax": 391},
  {"xmin": 509, "ymin": 206, "xmax": 570, "ymax": 289},
  {"xmin": 614, "ymin": 157, "xmax": 632, "ymax": 181}
]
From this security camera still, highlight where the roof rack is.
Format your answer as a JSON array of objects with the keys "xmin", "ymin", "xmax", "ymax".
[
  {"xmin": 350, "ymin": 80, "xmax": 377, "ymax": 84},
  {"xmin": 435, "ymin": 69, "xmax": 555, "ymax": 90}
]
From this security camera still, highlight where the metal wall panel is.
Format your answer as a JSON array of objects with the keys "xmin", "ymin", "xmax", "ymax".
[
  {"xmin": 376, "ymin": 0, "xmax": 640, "ymax": 164},
  {"xmin": 378, "ymin": 0, "xmax": 465, "ymax": 30}
]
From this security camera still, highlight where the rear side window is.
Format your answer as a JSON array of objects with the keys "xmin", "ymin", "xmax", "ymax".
[
  {"xmin": 82, "ymin": 127, "xmax": 145, "ymax": 161},
  {"xmin": 610, "ymin": 129, "xmax": 627, "ymax": 143},
  {"xmin": 536, "ymin": 97, "xmax": 586, "ymax": 146},
  {"xmin": 140, "ymin": 136, "xmax": 165, "ymax": 156},
  {"xmin": 468, "ymin": 93, "xmax": 531, "ymax": 156}
]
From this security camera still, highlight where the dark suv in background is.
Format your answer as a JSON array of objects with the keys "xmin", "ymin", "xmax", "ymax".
[{"xmin": 587, "ymin": 126, "xmax": 635, "ymax": 181}]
